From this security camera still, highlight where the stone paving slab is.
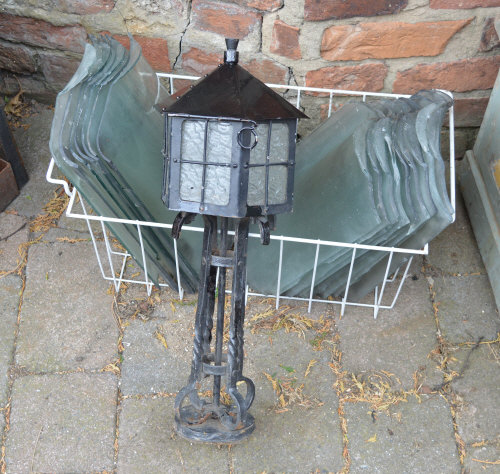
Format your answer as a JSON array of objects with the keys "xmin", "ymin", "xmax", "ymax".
[
  {"xmin": 8, "ymin": 109, "xmax": 55, "ymax": 218},
  {"xmin": 232, "ymin": 403, "xmax": 343, "ymax": 473},
  {"xmin": 0, "ymin": 212, "xmax": 29, "ymax": 272},
  {"xmin": 432, "ymin": 275, "xmax": 500, "ymax": 343},
  {"xmin": 243, "ymin": 327, "xmax": 337, "ymax": 404},
  {"xmin": 120, "ymin": 318, "xmax": 192, "ymax": 396},
  {"xmin": 0, "ymin": 275, "xmax": 21, "ymax": 407},
  {"xmin": 16, "ymin": 242, "xmax": 118, "ymax": 372},
  {"xmin": 5, "ymin": 373, "xmax": 117, "ymax": 473},
  {"xmin": 232, "ymin": 329, "xmax": 344, "ymax": 473},
  {"xmin": 427, "ymin": 190, "xmax": 485, "ymax": 275},
  {"xmin": 56, "ymin": 204, "xmax": 104, "ymax": 236},
  {"xmin": 338, "ymin": 276, "xmax": 441, "ymax": 390},
  {"xmin": 464, "ymin": 443, "xmax": 500, "ymax": 473},
  {"xmin": 451, "ymin": 344, "xmax": 500, "ymax": 444},
  {"xmin": 118, "ymin": 396, "xmax": 230, "ymax": 473},
  {"xmin": 0, "ymin": 411, "xmax": 4, "ymax": 445},
  {"xmin": 345, "ymin": 397, "xmax": 460, "ymax": 473},
  {"xmin": 42, "ymin": 226, "xmax": 95, "ymax": 243}
]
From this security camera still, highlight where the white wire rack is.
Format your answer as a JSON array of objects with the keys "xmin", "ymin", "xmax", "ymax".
[{"xmin": 46, "ymin": 74, "xmax": 455, "ymax": 318}]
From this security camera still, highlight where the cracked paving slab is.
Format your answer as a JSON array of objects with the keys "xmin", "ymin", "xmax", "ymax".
[
  {"xmin": 345, "ymin": 396, "xmax": 460, "ymax": 473},
  {"xmin": 0, "ymin": 274, "xmax": 21, "ymax": 407},
  {"xmin": 338, "ymin": 275, "xmax": 441, "ymax": 390},
  {"xmin": 0, "ymin": 212, "xmax": 29, "ymax": 272},
  {"xmin": 16, "ymin": 242, "xmax": 118, "ymax": 372},
  {"xmin": 450, "ymin": 344, "xmax": 500, "ymax": 444},
  {"xmin": 432, "ymin": 275, "xmax": 500, "ymax": 343},
  {"xmin": 5, "ymin": 372, "xmax": 117, "ymax": 473}
]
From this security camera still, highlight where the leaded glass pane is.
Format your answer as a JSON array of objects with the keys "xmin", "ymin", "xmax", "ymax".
[
  {"xmin": 205, "ymin": 121, "xmax": 232, "ymax": 206},
  {"xmin": 247, "ymin": 121, "xmax": 290, "ymax": 207},
  {"xmin": 180, "ymin": 120, "xmax": 204, "ymax": 202},
  {"xmin": 247, "ymin": 122, "xmax": 268, "ymax": 206}
]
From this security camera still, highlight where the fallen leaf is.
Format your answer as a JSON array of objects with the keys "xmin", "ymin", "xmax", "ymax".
[{"xmin": 366, "ymin": 434, "xmax": 377, "ymax": 443}]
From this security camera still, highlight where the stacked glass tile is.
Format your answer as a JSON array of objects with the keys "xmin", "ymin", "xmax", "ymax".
[
  {"xmin": 49, "ymin": 35, "xmax": 199, "ymax": 291},
  {"xmin": 50, "ymin": 38, "xmax": 453, "ymax": 300},
  {"xmin": 246, "ymin": 90, "xmax": 454, "ymax": 301}
]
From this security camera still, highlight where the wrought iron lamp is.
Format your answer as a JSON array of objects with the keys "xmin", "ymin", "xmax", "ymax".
[{"xmin": 161, "ymin": 38, "xmax": 307, "ymax": 443}]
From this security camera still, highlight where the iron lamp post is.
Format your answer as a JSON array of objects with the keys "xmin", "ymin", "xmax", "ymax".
[{"xmin": 161, "ymin": 38, "xmax": 307, "ymax": 443}]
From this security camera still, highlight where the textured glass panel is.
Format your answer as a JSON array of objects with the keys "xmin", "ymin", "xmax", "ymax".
[
  {"xmin": 269, "ymin": 122, "xmax": 289, "ymax": 163},
  {"xmin": 250, "ymin": 123, "xmax": 269, "ymax": 165},
  {"xmin": 248, "ymin": 121, "xmax": 290, "ymax": 206},
  {"xmin": 268, "ymin": 165, "xmax": 287, "ymax": 204},
  {"xmin": 180, "ymin": 120, "xmax": 204, "ymax": 202},
  {"xmin": 247, "ymin": 122, "xmax": 268, "ymax": 206},
  {"xmin": 247, "ymin": 167, "xmax": 266, "ymax": 206},
  {"xmin": 205, "ymin": 121, "xmax": 232, "ymax": 206}
]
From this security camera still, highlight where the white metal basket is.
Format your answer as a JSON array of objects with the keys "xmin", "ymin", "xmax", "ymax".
[{"xmin": 46, "ymin": 74, "xmax": 455, "ymax": 318}]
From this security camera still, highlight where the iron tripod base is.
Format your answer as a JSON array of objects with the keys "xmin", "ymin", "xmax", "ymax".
[{"xmin": 173, "ymin": 214, "xmax": 255, "ymax": 443}]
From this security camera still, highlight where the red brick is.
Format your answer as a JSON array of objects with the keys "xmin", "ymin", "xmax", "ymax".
[
  {"xmin": 112, "ymin": 34, "xmax": 171, "ymax": 72},
  {"xmin": 480, "ymin": 18, "xmax": 500, "ymax": 52},
  {"xmin": 0, "ymin": 41, "xmax": 36, "ymax": 74},
  {"xmin": 181, "ymin": 47, "xmax": 220, "ymax": 75},
  {"xmin": 230, "ymin": 0, "xmax": 283, "ymax": 11},
  {"xmin": 0, "ymin": 13, "xmax": 86, "ymax": 53},
  {"xmin": 393, "ymin": 56, "xmax": 500, "ymax": 94},
  {"xmin": 452, "ymin": 97, "xmax": 489, "ymax": 127},
  {"xmin": 181, "ymin": 47, "xmax": 287, "ymax": 83},
  {"xmin": 305, "ymin": 63, "xmax": 388, "ymax": 93},
  {"xmin": 430, "ymin": 0, "xmax": 500, "ymax": 8},
  {"xmin": 192, "ymin": 0, "xmax": 262, "ymax": 38},
  {"xmin": 321, "ymin": 19, "xmax": 472, "ymax": 61},
  {"xmin": 304, "ymin": 0, "xmax": 407, "ymax": 21},
  {"xmin": 52, "ymin": 0, "xmax": 115, "ymax": 14},
  {"xmin": 270, "ymin": 20, "xmax": 301, "ymax": 60},
  {"xmin": 38, "ymin": 52, "xmax": 81, "ymax": 89},
  {"xmin": 243, "ymin": 58, "xmax": 287, "ymax": 84}
]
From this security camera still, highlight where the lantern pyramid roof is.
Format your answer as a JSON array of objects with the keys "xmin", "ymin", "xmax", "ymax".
[{"xmin": 161, "ymin": 46, "xmax": 308, "ymax": 121}]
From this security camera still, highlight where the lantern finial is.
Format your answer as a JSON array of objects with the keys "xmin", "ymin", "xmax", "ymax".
[{"xmin": 224, "ymin": 38, "xmax": 239, "ymax": 64}]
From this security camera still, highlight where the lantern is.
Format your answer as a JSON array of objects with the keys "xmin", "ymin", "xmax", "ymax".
[
  {"xmin": 160, "ymin": 39, "xmax": 307, "ymax": 443},
  {"xmin": 162, "ymin": 38, "xmax": 307, "ymax": 218}
]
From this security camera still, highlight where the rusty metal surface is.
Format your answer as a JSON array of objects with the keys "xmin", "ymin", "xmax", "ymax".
[
  {"xmin": 0, "ymin": 158, "xmax": 19, "ymax": 211},
  {"xmin": 0, "ymin": 106, "xmax": 28, "ymax": 188}
]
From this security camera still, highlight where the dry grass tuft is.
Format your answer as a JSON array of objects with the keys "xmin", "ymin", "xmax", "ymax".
[
  {"xmin": 249, "ymin": 305, "xmax": 329, "ymax": 338},
  {"xmin": 29, "ymin": 187, "xmax": 69, "ymax": 233},
  {"xmin": 334, "ymin": 370, "xmax": 417, "ymax": 412},
  {"xmin": 263, "ymin": 372, "xmax": 323, "ymax": 412}
]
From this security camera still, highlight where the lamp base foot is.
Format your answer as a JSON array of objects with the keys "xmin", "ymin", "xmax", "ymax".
[{"xmin": 175, "ymin": 405, "xmax": 255, "ymax": 443}]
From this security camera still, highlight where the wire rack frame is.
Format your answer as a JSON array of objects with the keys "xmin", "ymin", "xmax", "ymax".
[{"xmin": 46, "ymin": 74, "xmax": 456, "ymax": 319}]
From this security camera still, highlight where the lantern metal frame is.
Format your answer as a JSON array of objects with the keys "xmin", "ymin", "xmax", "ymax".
[{"xmin": 162, "ymin": 114, "xmax": 298, "ymax": 218}]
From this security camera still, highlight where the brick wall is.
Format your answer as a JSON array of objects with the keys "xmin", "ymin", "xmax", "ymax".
[{"xmin": 0, "ymin": 0, "xmax": 499, "ymax": 154}]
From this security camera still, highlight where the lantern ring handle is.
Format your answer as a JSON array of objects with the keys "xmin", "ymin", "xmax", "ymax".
[{"xmin": 237, "ymin": 127, "xmax": 258, "ymax": 150}]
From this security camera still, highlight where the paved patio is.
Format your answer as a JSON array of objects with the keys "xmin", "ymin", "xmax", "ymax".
[{"xmin": 0, "ymin": 105, "xmax": 499, "ymax": 473}]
